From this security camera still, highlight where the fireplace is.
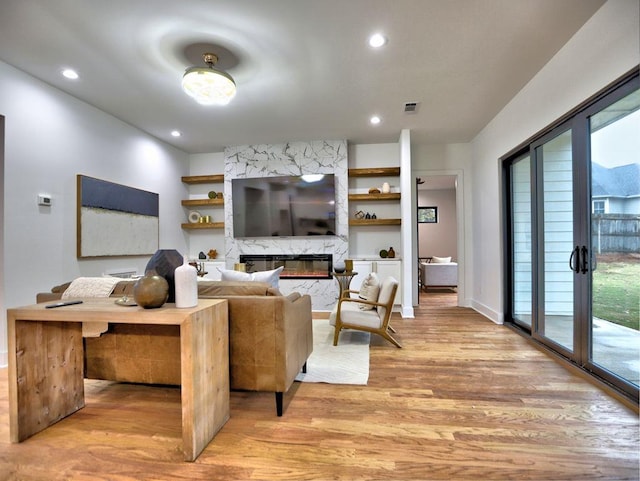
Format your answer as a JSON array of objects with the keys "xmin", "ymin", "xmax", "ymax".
[{"xmin": 239, "ymin": 254, "xmax": 333, "ymax": 279}]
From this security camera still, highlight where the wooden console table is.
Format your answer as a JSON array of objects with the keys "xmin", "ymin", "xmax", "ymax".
[{"xmin": 7, "ymin": 298, "xmax": 229, "ymax": 462}]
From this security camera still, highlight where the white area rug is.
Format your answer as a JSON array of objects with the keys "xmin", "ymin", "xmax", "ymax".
[{"xmin": 296, "ymin": 319, "xmax": 370, "ymax": 385}]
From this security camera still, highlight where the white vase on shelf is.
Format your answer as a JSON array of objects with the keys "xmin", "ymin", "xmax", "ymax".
[
  {"xmin": 174, "ymin": 257, "xmax": 198, "ymax": 308},
  {"xmin": 381, "ymin": 182, "xmax": 390, "ymax": 193}
]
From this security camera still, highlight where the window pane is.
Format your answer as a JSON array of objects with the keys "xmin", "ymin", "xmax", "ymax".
[
  {"xmin": 540, "ymin": 130, "xmax": 574, "ymax": 351},
  {"xmin": 511, "ymin": 155, "xmax": 532, "ymax": 326},
  {"xmin": 590, "ymin": 88, "xmax": 640, "ymax": 386}
]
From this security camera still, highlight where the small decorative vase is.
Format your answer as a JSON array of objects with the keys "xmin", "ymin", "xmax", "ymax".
[
  {"xmin": 381, "ymin": 182, "xmax": 391, "ymax": 193},
  {"xmin": 145, "ymin": 249, "xmax": 183, "ymax": 302},
  {"xmin": 388, "ymin": 247, "xmax": 396, "ymax": 258},
  {"xmin": 344, "ymin": 259, "xmax": 353, "ymax": 272},
  {"xmin": 133, "ymin": 270, "xmax": 169, "ymax": 309},
  {"xmin": 334, "ymin": 260, "xmax": 346, "ymax": 273},
  {"xmin": 174, "ymin": 258, "xmax": 198, "ymax": 308}
]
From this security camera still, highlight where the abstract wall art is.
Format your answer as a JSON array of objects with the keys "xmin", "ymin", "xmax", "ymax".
[{"xmin": 77, "ymin": 175, "xmax": 159, "ymax": 258}]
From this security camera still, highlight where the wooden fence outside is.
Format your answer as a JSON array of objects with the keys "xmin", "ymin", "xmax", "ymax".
[{"xmin": 592, "ymin": 214, "xmax": 640, "ymax": 253}]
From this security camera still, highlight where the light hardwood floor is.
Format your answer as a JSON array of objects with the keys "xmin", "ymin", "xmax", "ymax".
[{"xmin": 1, "ymin": 291, "xmax": 638, "ymax": 480}]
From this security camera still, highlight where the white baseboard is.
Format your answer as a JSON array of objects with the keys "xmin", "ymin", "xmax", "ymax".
[
  {"xmin": 470, "ymin": 300, "xmax": 503, "ymax": 324},
  {"xmin": 400, "ymin": 305, "xmax": 414, "ymax": 318}
]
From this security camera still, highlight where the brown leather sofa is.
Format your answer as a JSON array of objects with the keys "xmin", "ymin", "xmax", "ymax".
[{"xmin": 36, "ymin": 280, "xmax": 313, "ymax": 416}]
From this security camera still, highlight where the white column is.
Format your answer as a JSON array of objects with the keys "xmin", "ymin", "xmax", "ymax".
[{"xmin": 399, "ymin": 129, "xmax": 414, "ymax": 318}]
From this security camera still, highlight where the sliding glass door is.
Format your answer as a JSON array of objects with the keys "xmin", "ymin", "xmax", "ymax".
[
  {"xmin": 504, "ymin": 70, "xmax": 639, "ymax": 400},
  {"xmin": 535, "ymin": 129, "xmax": 575, "ymax": 354},
  {"xmin": 587, "ymin": 88, "xmax": 640, "ymax": 389},
  {"xmin": 510, "ymin": 154, "xmax": 532, "ymax": 330}
]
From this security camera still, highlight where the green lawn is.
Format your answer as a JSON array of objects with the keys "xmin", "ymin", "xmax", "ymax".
[{"xmin": 592, "ymin": 261, "xmax": 640, "ymax": 330}]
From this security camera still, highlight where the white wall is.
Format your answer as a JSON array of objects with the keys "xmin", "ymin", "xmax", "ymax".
[
  {"xmin": 0, "ymin": 114, "xmax": 4, "ymax": 367},
  {"xmin": 0, "ymin": 61, "xmax": 189, "ymax": 365},
  {"xmin": 469, "ymin": 0, "xmax": 640, "ymax": 323}
]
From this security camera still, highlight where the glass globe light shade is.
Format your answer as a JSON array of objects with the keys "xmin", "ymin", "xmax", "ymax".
[{"xmin": 182, "ymin": 67, "xmax": 236, "ymax": 106}]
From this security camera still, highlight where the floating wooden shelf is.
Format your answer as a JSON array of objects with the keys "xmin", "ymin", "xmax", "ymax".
[
  {"xmin": 348, "ymin": 167, "xmax": 400, "ymax": 177},
  {"xmin": 348, "ymin": 193, "xmax": 400, "ymax": 201},
  {"xmin": 181, "ymin": 222, "xmax": 225, "ymax": 230},
  {"xmin": 181, "ymin": 174, "xmax": 224, "ymax": 184},
  {"xmin": 349, "ymin": 218, "xmax": 401, "ymax": 226},
  {"xmin": 181, "ymin": 198, "xmax": 224, "ymax": 207}
]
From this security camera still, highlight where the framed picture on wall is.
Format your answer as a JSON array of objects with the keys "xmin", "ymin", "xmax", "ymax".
[
  {"xmin": 418, "ymin": 206, "xmax": 438, "ymax": 223},
  {"xmin": 77, "ymin": 175, "xmax": 159, "ymax": 258}
]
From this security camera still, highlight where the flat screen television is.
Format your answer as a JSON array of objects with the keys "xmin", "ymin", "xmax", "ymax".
[{"xmin": 231, "ymin": 174, "xmax": 336, "ymax": 238}]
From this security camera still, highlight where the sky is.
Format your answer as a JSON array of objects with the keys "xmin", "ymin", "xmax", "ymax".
[{"xmin": 591, "ymin": 108, "xmax": 640, "ymax": 169}]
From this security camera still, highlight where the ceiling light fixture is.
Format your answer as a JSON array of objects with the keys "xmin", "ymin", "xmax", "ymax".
[
  {"xmin": 368, "ymin": 33, "xmax": 387, "ymax": 48},
  {"xmin": 171, "ymin": 130, "xmax": 181, "ymax": 137},
  {"xmin": 370, "ymin": 115, "xmax": 381, "ymax": 125},
  {"xmin": 62, "ymin": 68, "xmax": 79, "ymax": 80},
  {"xmin": 182, "ymin": 52, "xmax": 236, "ymax": 106}
]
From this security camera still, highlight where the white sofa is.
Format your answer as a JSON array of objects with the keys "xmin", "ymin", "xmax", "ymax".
[{"xmin": 420, "ymin": 261, "xmax": 458, "ymax": 289}]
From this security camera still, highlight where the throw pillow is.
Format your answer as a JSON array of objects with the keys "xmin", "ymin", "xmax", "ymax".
[
  {"xmin": 62, "ymin": 276, "xmax": 120, "ymax": 299},
  {"xmin": 358, "ymin": 272, "xmax": 380, "ymax": 310},
  {"xmin": 432, "ymin": 256, "xmax": 452, "ymax": 263},
  {"xmin": 218, "ymin": 266, "xmax": 284, "ymax": 288}
]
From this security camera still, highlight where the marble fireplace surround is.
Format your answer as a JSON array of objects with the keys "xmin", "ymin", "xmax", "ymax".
[{"xmin": 223, "ymin": 140, "xmax": 348, "ymax": 311}]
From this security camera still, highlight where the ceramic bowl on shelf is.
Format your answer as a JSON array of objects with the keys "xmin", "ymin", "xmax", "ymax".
[{"xmin": 188, "ymin": 211, "xmax": 201, "ymax": 223}]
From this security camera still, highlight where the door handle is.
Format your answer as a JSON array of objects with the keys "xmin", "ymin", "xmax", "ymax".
[
  {"xmin": 569, "ymin": 246, "xmax": 580, "ymax": 273},
  {"xmin": 580, "ymin": 246, "xmax": 589, "ymax": 274}
]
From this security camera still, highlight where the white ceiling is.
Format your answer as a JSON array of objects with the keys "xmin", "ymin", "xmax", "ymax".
[{"xmin": 0, "ymin": 0, "xmax": 605, "ymax": 154}]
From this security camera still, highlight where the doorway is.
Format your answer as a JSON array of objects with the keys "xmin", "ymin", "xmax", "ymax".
[{"xmin": 414, "ymin": 171, "xmax": 463, "ymax": 306}]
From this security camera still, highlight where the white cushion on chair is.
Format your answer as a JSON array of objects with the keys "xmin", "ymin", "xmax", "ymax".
[
  {"xmin": 376, "ymin": 277, "xmax": 398, "ymax": 319},
  {"xmin": 331, "ymin": 300, "xmax": 383, "ymax": 329}
]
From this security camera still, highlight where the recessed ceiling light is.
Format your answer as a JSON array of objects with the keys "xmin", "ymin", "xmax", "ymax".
[
  {"xmin": 171, "ymin": 130, "xmax": 181, "ymax": 137},
  {"xmin": 61, "ymin": 68, "xmax": 79, "ymax": 80},
  {"xmin": 370, "ymin": 115, "xmax": 381, "ymax": 125},
  {"xmin": 368, "ymin": 33, "xmax": 387, "ymax": 48}
]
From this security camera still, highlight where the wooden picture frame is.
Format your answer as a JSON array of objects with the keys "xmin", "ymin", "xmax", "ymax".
[
  {"xmin": 418, "ymin": 206, "xmax": 438, "ymax": 223},
  {"xmin": 77, "ymin": 175, "xmax": 159, "ymax": 258}
]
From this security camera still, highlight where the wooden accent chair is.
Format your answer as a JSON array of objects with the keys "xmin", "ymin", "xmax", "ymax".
[{"xmin": 331, "ymin": 276, "xmax": 401, "ymax": 348}]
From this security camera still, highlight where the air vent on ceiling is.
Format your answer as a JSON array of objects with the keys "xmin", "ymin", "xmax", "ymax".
[{"xmin": 404, "ymin": 101, "xmax": 419, "ymax": 113}]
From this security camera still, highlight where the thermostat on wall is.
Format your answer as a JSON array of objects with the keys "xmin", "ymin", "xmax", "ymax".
[{"xmin": 38, "ymin": 194, "xmax": 52, "ymax": 206}]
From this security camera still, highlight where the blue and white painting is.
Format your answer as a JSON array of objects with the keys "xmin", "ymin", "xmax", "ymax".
[{"xmin": 77, "ymin": 175, "xmax": 159, "ymax": 257}]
